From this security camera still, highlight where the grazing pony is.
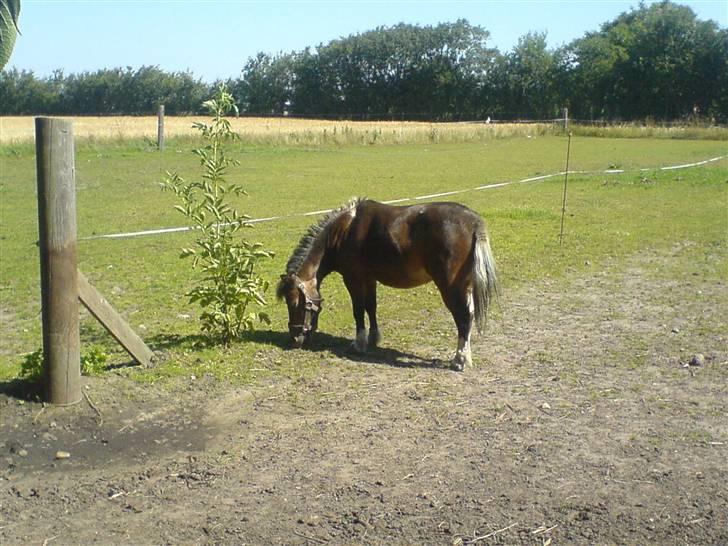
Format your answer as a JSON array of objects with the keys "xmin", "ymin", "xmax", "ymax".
[{"xmin": 277, "ymin": 198, "xmax": 499, "ymax": 370}]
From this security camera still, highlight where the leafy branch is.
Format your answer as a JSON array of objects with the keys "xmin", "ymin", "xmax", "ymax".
[{"xmin": 162, "ymin": 85, "xmax": 273, "ymax": 343}]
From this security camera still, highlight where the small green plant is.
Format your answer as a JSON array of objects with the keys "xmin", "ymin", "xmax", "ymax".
[
  {"xmin": 19, "ymin": 348, "xmax": 43, "ymax": 382},
  {"xmin": 161, "ymin": 85, "xmax": 273, "ymax": 343},
  {"xmin": 81, "ymin": 345, "xmax": 109, "ymax": 375},
  {"xmin": 18, "ymin": 345, "xmax": 109, "ymax": 382}
]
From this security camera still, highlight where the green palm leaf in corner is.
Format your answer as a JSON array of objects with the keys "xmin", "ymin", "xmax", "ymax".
[{"xmin": 0, "ymin": 0, "xmax": 21, "ymax": 70}]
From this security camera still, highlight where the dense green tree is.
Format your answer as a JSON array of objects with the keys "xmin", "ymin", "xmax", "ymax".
[
  {"xmin": 0, "ymin": 68, "xmax": 59, "ymax": 113},
  {"xmin": 565, "ymin": 1, "xmax": 727, "ymax": 120},
  {"xmin": 230, "ymin": 52, "xmax": 293, "ymax": 114},
  {"xmin": 0, "ymin": 66, "xmax": 211, "ymax": 115},
  {"xmin": 282, "ymin": 20, "xmax": 496, "ymax": 119},
  {"xmin": 489, "ymin": 32, "xmax": 559, "ymax": 119},
  {"xmin": 1, "ymin": 3, "xmax": 725, "ymax": 121}
]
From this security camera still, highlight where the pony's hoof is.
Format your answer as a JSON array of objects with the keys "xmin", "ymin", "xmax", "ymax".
[
  {"xmin": 368, "ymin": 329, "xmax": 382, "ymax": 348},
  {"xmin": 349, "ymin": 329, "xmax": 369, "ymax": 354},
  {"xmin": 451, "ymin": 352, "xmax": 470, "ymax": 372}
]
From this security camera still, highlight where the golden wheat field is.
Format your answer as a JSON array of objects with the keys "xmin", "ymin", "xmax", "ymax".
[
  {"xmin": 3, "ymin": 116, "xmax": 722, "ymax": 145},
  {"xmin": 0, "ymin": 115, "xmax": 560, "ymax": 146}
]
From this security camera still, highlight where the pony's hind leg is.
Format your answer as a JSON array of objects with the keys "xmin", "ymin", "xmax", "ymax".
[
  {"xmin": 454, "ymin": 336, "xmax": 472, "ymax": 371},
  {"xmin": 453, "ymin": 290, "xmax": 475, "ymax": 371},
  {"xmin": 439, "ymin": 285, "xmax": 474, "ymax": 371}
]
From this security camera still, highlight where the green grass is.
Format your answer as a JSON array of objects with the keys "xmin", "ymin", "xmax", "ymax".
[
  {"xmin": 1, "ymin": 135, "xmax": 726, "ymax": 383},
  {"xmin": 570, "ymin": 124, "xmax": 728, "ymax": 141}
]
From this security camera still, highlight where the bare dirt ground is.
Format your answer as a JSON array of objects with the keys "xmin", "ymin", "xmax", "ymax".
[{"xmin": 1, "ymin": 245, "xmax": 726, "ymax": 545}]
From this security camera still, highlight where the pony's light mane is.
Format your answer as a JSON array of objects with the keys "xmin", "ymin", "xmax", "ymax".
[{"xmin": 285, "ymin": 197, "xmax": 363, "ymax": 275}]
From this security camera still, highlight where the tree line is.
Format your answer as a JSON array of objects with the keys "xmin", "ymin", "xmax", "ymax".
[{"xmin": 2, "ymin": 1, "xmax": 726, "ymax": 121}]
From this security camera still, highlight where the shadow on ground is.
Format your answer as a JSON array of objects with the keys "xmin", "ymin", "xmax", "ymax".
[
  {"xmin": 245, "ymin": 329, "xmax": 449, "ymax": 370},
  {"xmin": 0, "ymin": 377, "xmax": 42, "ymax": 401}
]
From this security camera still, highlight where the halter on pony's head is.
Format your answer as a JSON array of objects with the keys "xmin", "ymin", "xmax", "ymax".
[{"xmin": 277, "ymin": 274, "xmax": 323, "ymax": 347}]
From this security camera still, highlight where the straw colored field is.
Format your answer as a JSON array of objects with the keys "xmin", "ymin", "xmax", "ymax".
[
  {"xmin": 0, "ymin": 115, "xmax": 558, "ymax": 146},
  {"xmin": 3, "ymin": 116, "xmax": 726, "ymax": 147}
]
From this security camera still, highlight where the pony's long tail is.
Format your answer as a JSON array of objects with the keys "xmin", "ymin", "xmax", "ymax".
[{"xmin": 472, "ymin": 225, "xmax": 500, "ymax": 333}]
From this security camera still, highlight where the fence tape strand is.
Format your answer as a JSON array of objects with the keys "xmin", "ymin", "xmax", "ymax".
[{"xmin": 83, "ymin": 154, "xmax": 725, "ymax": 241}]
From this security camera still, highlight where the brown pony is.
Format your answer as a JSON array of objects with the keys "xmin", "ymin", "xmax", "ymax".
[{"xmin": 277, "ymin": 198, "xmax": 499, "ymax": 371}]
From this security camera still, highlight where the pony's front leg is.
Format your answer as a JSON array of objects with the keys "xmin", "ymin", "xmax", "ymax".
[
  {"xmin": 352, "ymin": 306, "xmax": 368, "ymax": 353},
  {"xmin": 345, "ymin": 278, "xmax": 369, "ymax": 353},
  {"xmin": 365, "ymin": 280, "xmax": 381, "ymax": 348}
]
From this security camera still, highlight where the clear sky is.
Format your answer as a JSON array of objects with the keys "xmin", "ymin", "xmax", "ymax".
[{"xmin": 7, "ymin": 0, "xmax": 727, "ymax": 83}]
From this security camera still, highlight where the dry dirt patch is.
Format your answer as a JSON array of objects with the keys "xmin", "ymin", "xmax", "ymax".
[{"xmin": 1, "ymin": 246, "xmax": 726, "ymax": 545}]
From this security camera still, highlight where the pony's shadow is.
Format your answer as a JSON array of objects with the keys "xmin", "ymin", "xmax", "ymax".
[
  {"xmin": 344, "ymin": 344, "xmax": 449, "ymax": 370},
  {"xmin": 145, "ymin": 332, "xmax": 209, "ymax": 353},
  {"xmin": 244, "ymin": 329, "xmax": 449, "ymax": 370},
  {"xmin": 144, "ymin": 329, "xmax": 449, "ymax": 371}
]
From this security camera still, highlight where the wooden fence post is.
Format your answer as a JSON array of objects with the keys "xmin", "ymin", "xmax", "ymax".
[
  {"xmin": 35, "ymin": 117, "xmax": 81, "ymax": 406},
  {"xmin": 157, "ymin": 104, "xmax": 165, "ymax": 151}
]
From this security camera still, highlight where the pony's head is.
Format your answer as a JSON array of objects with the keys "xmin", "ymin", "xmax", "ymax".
[{"xmin": 276, "ymin": 274, "xmax": 322, "ymax": 348}]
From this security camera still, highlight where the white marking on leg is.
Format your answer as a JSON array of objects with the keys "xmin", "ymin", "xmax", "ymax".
[
  {"xmin": 452, "ymin": 335, "xmax": 472, "ymax": 370},
  {"xmin": 353, "ymin": 328, "xmax": 368, "ymax": 353},
  {"xmin": 457, "ymin": 336, "xmax": 471, "ymax": 361}
]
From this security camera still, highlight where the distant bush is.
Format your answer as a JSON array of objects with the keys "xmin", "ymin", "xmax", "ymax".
[{"xmin": 0, "ymin": 66, "xmax": 213, "ymax": 115}]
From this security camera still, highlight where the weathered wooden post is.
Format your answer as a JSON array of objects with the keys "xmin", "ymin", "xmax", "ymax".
[
  {"xmin": 562, "ymin": 107, "xmax": 569, "ymax": 132},
  {"xmin": 157, "ymin": 104, "xmax": 165, "ymax": 151},
  {"xmin": 35, "ymin": 117, "xmax": 81, "ymax": 405}
]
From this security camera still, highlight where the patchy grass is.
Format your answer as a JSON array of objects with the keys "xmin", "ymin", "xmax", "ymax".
[
  {"xmin": 571, "ymin": 123, "xmax": 728, "ymax": 141},
  {"xmin": 0, "ymin": 135, "xmax": 726, "ymax": 384}
]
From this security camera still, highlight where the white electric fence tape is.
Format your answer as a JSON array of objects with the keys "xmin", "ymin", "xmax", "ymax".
[{"xmin": 84, "ymin": 154, "xmax": 726, "ymax": 241}]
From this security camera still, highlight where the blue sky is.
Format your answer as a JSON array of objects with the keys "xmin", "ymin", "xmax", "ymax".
[{"xmin": 8, "ymin": 1, "xmax": 727, "ymax": 82}]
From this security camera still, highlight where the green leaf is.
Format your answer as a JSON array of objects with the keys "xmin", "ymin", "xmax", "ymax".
[{"xmin": 0, "ymin": 0, "xmax": 21, "ymax": 70}]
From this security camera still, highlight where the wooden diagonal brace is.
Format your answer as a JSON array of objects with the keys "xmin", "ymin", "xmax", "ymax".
[{"xmin": 77, "ymin": 270, "xmax": 154, "ymax": 367}]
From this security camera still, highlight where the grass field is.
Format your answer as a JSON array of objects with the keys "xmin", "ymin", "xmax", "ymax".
[
  {"xmin": 2, "ymin": 126, "xmax": 728, "ymax": 544},
  {"xmin": 0, "ymin": 130, "xmax": 726, "ymax": 383}
]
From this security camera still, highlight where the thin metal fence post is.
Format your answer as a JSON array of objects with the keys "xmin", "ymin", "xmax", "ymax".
[{"xmin": 559, "ymin": 132, "xmax": 573, "ymax": 246}]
